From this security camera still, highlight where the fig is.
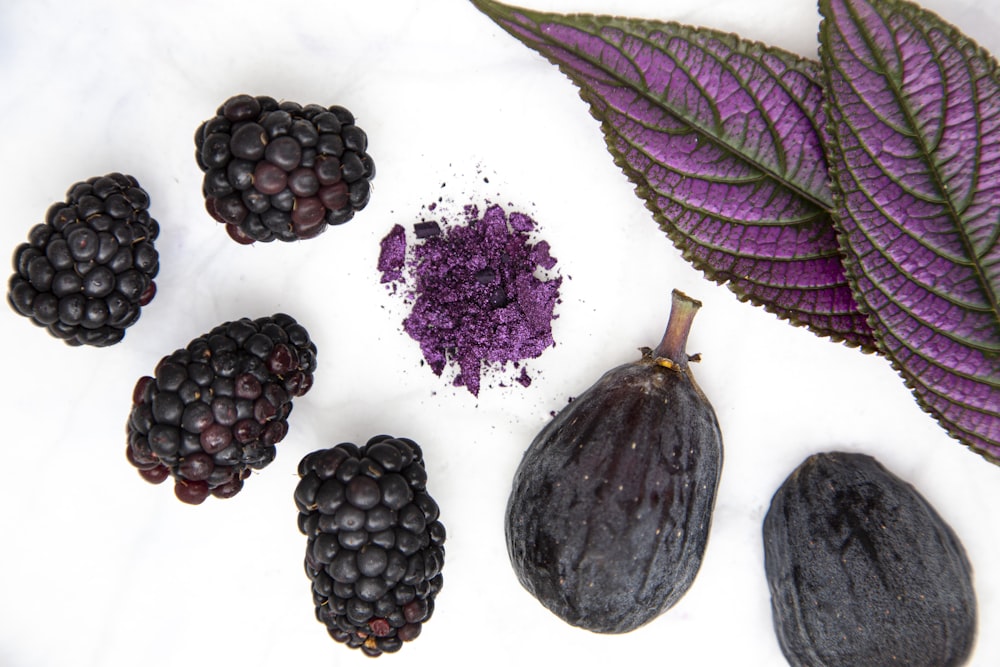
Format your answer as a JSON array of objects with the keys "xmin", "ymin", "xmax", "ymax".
[
  {"xmin": 763, "ymin": 452, "xmax": 977, "ymax": 667},
  {"xmin": 505, "ymin": 289, "xmax": 723, "ymax": 633}
]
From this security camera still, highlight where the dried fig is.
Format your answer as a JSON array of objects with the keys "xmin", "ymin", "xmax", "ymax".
[
  {"xmin": 505, "ymin": 289, "xmax": 723, "ymax": 633},
  {"xmin": 763, "ymin": 451, "xmax": 977, "ymax": 666}
]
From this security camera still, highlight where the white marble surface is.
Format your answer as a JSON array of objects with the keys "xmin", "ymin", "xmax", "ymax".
[{"xmin": 1, "ymin": 0, "xmax": 998, "ymax": 665}]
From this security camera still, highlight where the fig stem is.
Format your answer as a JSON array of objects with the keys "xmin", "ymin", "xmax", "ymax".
[{"xmin": 652, "ymin": 289, "xmax": 702, "ymax": 369}]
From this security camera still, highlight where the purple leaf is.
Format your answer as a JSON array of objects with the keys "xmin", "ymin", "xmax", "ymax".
[
  {"xmin": 820, "ymin": 0, "xmax": 1000, "ymax": 459},
  {"xmin": 472, "ymin": 0, "xmax": 877, "ymax": 350}
]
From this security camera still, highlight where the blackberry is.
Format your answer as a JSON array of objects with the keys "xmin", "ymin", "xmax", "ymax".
[
  {"xmin": 7, "ymin": 173, "xmax": 159, "ymax": 346},
  {"xmin": 295, "ymin": 436, "xmax": 445, "ymax": 657},
  {"xmin": 194, "ymin": 94, "xmax": 376, "ymax": 244},
  {"xmin": 126, "ymin": 313, "xmax": 317, "ymax": 504}
]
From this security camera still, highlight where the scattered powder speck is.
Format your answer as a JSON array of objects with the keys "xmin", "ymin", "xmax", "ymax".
[{"xmin": 378, "ymin": 202, "xmax": 562, "ymax": 396}]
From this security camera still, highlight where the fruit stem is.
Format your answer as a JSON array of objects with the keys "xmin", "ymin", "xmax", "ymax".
[{"xmin": 652, "ymin": 289, "xmax": 702, "ymax": 369}]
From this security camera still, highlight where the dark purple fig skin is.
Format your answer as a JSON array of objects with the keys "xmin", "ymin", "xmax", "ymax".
[
  {"xmin": 763, "ymin": 452, "xmax": 977, "ymax": 667},
  {"xmin": 505, "ymin": 291, "xmax": 722, "ymax": 633}
]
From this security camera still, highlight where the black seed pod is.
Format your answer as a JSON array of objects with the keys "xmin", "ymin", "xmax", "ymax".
[
  {"xmin": 7, "ymin": 173, "xmax": 159, "ymax": 346},
  {"xmin": 763, "ymin": 451, "xmax": 977, "ymax": 667},
  {"xmin": 194, "ymin": 94, "xmax": 375, "ymax": 244},
  {"xmin": 295, "ymin": 435, "xmax": 444, "ymax": 657},
  {"xmin": 506, "ymin": 290, "xmax": 722, "ymax": 633},
  {"xmin": 125, "ymin": 313, "xmax": 317, "ymax": 504}
]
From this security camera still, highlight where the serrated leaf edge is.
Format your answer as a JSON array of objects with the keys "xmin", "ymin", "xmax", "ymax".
[
  {"xmin": 473, "ymin": 0, "xmax": 879, "ymax": 350},
  {"xmin": 818, "ymin": 0, "xmax": 1000, "ymax": 460},
  {"xmin": 597, "ymin": 105, "xmax": 873, "ymax": 347}
]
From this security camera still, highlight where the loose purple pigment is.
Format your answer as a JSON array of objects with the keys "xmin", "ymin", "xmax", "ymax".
[
  {"xmin": 378, "ymin": 203, "xmax": 561, "ymax": 396},
  {"xmin": 377, "ymin": 224, "xmax": 407, "ymax": 284}
]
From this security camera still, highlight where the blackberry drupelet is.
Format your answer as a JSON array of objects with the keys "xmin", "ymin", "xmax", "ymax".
[
  {"xmin": 126, "ymin": 313, "xmax": 317, "ymax": 504},
  {"xmin": 194, "ymin": 93, "xmax": 376, "ymax": 244},
  {"xmin": 7, "ymin": 173, "xmax": 159, "ymax": 346},
  {"xmin": 295, "ymin": 436, "xmax": 445, "ymax": 657}
]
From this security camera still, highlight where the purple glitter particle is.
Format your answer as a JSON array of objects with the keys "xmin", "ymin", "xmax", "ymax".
[
  {"xmin": 508, "ymin": 211, "xmax": 534, "ymax": 233},
  {"xmin": 377, "ymin": 203, "xmax": 562, "ymax": 396},
  {"xmin": 530, "ymin": 240, "xmax": 556, "ymax": 271},
  {"xmin": 377, "ymin": 224, "xmax": 406, "ymax": 284}
]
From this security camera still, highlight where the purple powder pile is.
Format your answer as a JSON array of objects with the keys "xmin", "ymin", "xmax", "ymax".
[{"xmin": 378, "ymin": 203, "xmax": 561, "ymax": 396}]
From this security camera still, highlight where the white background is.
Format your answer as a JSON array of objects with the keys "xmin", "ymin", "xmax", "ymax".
[{"xmin": 1, "ymin": 0, "xmax": 998, "ymax": 665}]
